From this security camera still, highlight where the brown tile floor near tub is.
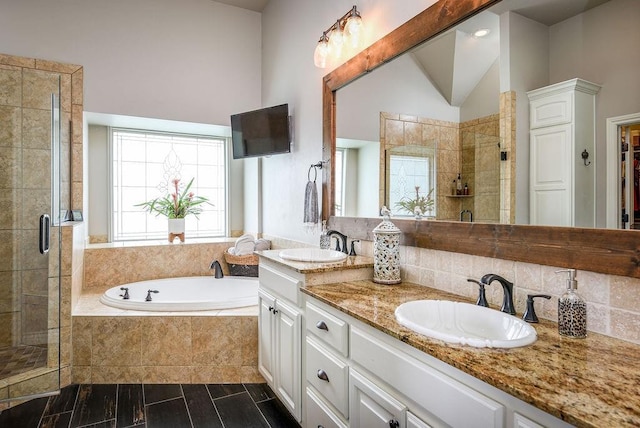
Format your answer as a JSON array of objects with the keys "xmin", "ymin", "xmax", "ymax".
[
  {"xmin": 0, "ymin": 382, "xmax": 300, "ymax": 428},
  {"xmin": 0, "ymin": 345, "xmax": 48, "ymax": 379}
]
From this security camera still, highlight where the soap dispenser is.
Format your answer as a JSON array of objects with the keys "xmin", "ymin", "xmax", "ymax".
[
  {"xmin": 319, "ymin": 220, "xmax": 330, "ymax": 250},
  {"xmin": 556, "ymin": 269, "xmax": 587, "ymax": 338}
]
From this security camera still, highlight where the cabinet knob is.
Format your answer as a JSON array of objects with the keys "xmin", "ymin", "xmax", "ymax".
[
  {"xmin": 317, "ymin": 369, "xmax": 329, "ymax": 382},
  {"xmin": 316, "ymin": 320, "xmax": 329, "ymax": 331},
  {"xmin": 389, "ymin": 419, "xmax": 399, "ymax": 428}
]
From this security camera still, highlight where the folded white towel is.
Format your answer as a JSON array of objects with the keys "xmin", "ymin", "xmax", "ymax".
[
  {"xmin": 227, "ymin": 246, "xmax": 236, "ymax": 255},
  {"xmin": 235, "ymin": 241, "xmax": 255, "ymax": 256},
  {"xmin": 254, "ymin": 239, "xmax": 271, "ymax": 251}
]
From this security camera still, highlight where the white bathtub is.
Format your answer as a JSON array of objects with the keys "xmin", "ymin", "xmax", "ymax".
[{"xmin": 99, "ymin": 276, "xmax": 258, "ymax": 311}]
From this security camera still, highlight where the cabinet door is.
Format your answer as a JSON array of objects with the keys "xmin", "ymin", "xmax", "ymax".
[
  {"xmin": 258, "ymin": 288, "xmax": 276, "ymax": 385},
  {"xmin": 275, "ymin": 297, "xmax": 301, "ymax": 421},
  {"xmin": 350, "ymin": 369, "xmax": 406, "ymax": 428},
  {"xmin": 530, "ymin": 124, "xmax": 573, "ymax": 226}
]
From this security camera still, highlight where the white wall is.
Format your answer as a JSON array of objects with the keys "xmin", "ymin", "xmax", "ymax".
[
  {"xmin": 549, "ymin": 0, "xmax": 640, "ymax": 227},
  {"xmin": 0, "ymin": 0, "xmax": 262, "ymax": 126},
  {"xmin": 357, "ymin": 141, "xmax": 381, "ymax": 217},
  {"xmin": 259, "ymin": 0, "xmax": 438, "ymax": 244}
]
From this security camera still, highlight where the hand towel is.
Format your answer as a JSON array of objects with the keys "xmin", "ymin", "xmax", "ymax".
[
  {"xmin": 254, "ymin": 239, "xmax": 271, "ymax": 251},
  {"xmin": 303, "ymin": 179, "xmax": 319, "ymax": 226},
  {"xmin": 235, "ymin": 234, "xmax": 256, "ymax": 256}
]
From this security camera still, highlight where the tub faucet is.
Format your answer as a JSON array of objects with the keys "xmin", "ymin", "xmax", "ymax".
[
  {"xmin": 210, "ymin": 260, "xmax": 224, "ymax": 278},
  {"xmin": 119, "ymin": 287, "xmax": 130, "ymax": 300},
  {"xmin": 481, "ymin": 273, "xmax": 516, "ymax": 315},
  {"xmin": 327, "ymin": 230, "xmax": 348, "ymax": 254},
  {"xmin": 460, "ymin": 209, "xmax": 473, "ymax": 222},
  {"xmin": 145, "ymin": 289, "xmax": 159, "ymax": 302}
]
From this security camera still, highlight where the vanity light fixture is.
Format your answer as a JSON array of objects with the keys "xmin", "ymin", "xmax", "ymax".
[
  {"xmin": 314, "ymin": 5, "xmax": 364, "ymax": 68},
  {"xmin": 472, "ymin": 28, "xmax": 491, "ymax": 38}
]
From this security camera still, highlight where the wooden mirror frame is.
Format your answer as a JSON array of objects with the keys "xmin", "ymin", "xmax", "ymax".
[{"xmin": 322, "ymin": 0, "xmax": 640, "ymax": 279}]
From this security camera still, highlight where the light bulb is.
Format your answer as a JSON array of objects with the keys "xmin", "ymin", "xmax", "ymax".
[
  {"xmin": 314, "ymin": 34, "xmax": 330, "ymax": 68},
  {"xmin": 329, "ymin": 21, "xmax": 344, "ymax": 56},
  {"xmin": 345, "ymin": 14, "xmax": 363, "ymax": 47}
]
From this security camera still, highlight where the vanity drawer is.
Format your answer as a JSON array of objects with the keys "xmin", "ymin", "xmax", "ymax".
[
  {"xmin": 306, "ymin": 387, "xmax": 348, "ymax": 428},
  {"xmin": 306, "ymin": 301, "xmax": 349, "ymax": 356},
  {"xmin": 258, "ymin": 263, "xmax": 301, "ymax": 304},
  {"xmin": 306, "ymin": 336, "xmax": 349, "ymax": 418},
  {"xmin": 350, "ymin": 326, "xmax": 504, "ymax": 428}
]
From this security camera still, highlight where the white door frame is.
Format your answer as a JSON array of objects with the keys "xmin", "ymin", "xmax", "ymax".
[{"xmin": 606, "ymin": 112, "xmax": 640, "ymax": 228}]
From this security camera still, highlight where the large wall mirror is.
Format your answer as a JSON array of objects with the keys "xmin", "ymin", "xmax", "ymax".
[{"xmin": 323, "ymin": 0, "xmax": 640, "ymax": 279}]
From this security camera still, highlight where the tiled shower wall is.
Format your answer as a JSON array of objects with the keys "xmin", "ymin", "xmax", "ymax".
[{"xmin": 379, "ymin": 100, "xmax": 513, "ymax": 223}]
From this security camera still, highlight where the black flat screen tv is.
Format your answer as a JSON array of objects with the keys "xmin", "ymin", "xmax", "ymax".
[{"xmin": 231, "ymin": 103, "xmax": 291, "ymax": 159}]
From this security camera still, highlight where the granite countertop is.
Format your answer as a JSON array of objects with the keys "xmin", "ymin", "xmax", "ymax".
[
  {"xmin": 301, "ymin": 280, "xmax": 640, "ymax": 428},
  {"xmin": 256, "ymin": 249, "xmax": 374, "ymax": 274}
]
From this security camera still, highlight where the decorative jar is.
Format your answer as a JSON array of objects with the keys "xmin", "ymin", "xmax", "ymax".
[{"xmin": 372, "ymin": 207, "xmax": 401, "ymax": 284}]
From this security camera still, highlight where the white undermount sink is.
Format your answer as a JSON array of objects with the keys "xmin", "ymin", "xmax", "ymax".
[
  {"xmin": 395, "ymin": 300, "xmax": 537, "ymax": 348},
  {"xmin": 278, "ymin": 248, "xmax": 348, "ymax": 263}
]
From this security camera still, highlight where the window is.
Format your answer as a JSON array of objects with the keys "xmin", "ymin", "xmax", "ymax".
[
  {"xmin": 334, "ymin": 148, "xmax": 345, "ymax": 216},
  {"xmin": 111, "ymin": 128, "xmax": 227, "ymax": 241}
]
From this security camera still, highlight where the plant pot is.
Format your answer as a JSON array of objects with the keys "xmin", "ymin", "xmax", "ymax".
[{"xmin": 168, "ymin": 218, "xmax": 185, "ymax": 243}]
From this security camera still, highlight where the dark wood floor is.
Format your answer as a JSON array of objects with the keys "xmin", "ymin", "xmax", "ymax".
[{"xmin": 0, "ymin": 383, "xmax": 300, "ymax": 428}]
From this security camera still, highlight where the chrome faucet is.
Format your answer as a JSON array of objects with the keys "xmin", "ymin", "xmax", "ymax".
[
  {"xmin": 327, "ymin": 230, "xmax": 348, "ymax": 254},
  {"xmin": 460, "ymin": 209, "xmax": 473, "ymax": 222},
  {"xmin": 210, "ymin": 260, "xmax": 224, "ymax": 278},
  {"xmin": 481, "ymin": 273, "xmax": 516, "ymax": 315}
]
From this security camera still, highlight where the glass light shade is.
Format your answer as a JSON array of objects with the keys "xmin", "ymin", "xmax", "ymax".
[
  {"xmin": 329, "ymin": 22, "xmax": 344, "ymax": 56},
  {"xmin": 314, "ymin": 39, "xmax": 329, "ymax": 68},
  {"xmin": 345, "ymin": 14, "xmax": 363, "ymax": 48}
]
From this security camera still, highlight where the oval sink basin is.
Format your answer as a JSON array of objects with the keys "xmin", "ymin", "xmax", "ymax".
[
  {"xmin": 395, "ymin": 300, "xmax": 537, "ymax": 348},
  {"xmin": 278, "ymin": 248, "xmax": 348, "ymax": 263}
]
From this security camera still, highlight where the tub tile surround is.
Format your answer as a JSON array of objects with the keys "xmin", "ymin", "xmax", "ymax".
[
  {"xmin": 73, "ymin": 240, "xmax": 261, "ymax": 385},
  {"xmin": 302, "ymin": 280, "xmax": 640, "ymax": 428}
]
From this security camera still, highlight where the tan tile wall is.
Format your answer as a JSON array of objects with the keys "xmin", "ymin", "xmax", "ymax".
[
  {"xmin": 83, "ymin": 240, "xmax": 236, "ymax": 292},
  {"xmin": 72, "ymin": 315, "xmax": 261, "ymax": 384}
]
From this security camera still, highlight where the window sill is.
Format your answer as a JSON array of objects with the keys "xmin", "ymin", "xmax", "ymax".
[{"xmin": 86, "ymin": 236, "xmax": 235, "ymax": 249}]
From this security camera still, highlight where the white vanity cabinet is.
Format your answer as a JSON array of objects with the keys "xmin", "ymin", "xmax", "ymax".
[
  {"xmin": 528, "ymin": 78, "xmax": 601, "ymax": 227},
  {"xmin": 258, "ymin": 262, "xmax": 303, "ymax": 422},
  {"xmin": 304, "ymin": 296, "xmax": 573, "ymax": 428}
]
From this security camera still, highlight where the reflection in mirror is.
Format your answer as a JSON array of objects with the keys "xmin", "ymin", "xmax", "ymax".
[
  {"xmin": 386, "ymin": 144, "xmax": 436, "ymax": 218},
  {"xmin": 332, "ymin": 0, "xmax": 639, "ymax": 229}
]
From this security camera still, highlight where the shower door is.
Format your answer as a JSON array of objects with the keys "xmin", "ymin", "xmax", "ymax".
[{"xmin": 0, "ymin": 68, "xmax": 62, "ymax": 401}]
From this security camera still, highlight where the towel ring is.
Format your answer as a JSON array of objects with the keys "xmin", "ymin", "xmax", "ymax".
[{"xmin": 308, "ymin": 164, "xmax": 318, "ymax": 182}]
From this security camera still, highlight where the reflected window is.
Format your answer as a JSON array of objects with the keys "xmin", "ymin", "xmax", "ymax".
[
  {"xmin": 389, "ymin": 153, "xmax": 434, "ymax": 216},
  {"xmin": 335, "ymin": 148, "xmax": 345, "ymax": 215}
]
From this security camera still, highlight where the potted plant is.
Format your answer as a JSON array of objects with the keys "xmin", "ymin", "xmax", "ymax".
[
  {"xmin": 136, "ymin": 177, "xmax": 210, "ymax": 242},
  {"xmin": 395, "ymin": 186, "xmax": 434, "ymax": 219}
]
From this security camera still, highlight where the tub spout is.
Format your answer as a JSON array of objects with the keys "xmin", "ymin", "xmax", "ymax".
[{"xmin": 210, "ymin": 260, "xmax": 224, "ymax": 278}]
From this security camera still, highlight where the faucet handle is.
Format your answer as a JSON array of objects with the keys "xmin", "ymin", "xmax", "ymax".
[
  {"xmin": 332, "ymin": 236, "xmax": 342, "ymax": 252},
  {"xmin": 349, "ymin": 240, "xmax": 360, "ymax": 256},
  {"xmin": 467, "ymin": 279, "xmax": 488, "ymax": 307},
  {"xmin": 523, "ymin": 294, "xmax": 551, "ymax": 323}
]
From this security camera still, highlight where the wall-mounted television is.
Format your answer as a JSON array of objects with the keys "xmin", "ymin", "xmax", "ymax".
[{"xmin": 230, "ymin": 103, "xmax": 291, "ymax": 159}]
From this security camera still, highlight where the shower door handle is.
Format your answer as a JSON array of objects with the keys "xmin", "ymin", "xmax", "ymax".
[{"xmin": 39, "ymin": 214, "xmax": 50, "ymax": 254}]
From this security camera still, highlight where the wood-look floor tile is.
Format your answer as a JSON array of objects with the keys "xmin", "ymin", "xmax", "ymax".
[
  {"xmin": 145, "ymin": 397, "xmax": 191, "ymax": 427},
  {"xmin": 39, "ymin": 411, "xmax": 71, "ymax": 428},
  {"xmin": 0, "ymin": 396, "xmax": 48, "ymax": 428},
  {"xmin": 244, "ymin": 383, "xmax": 275, "ymax": 402},
  {"xmin": 143, "ymin": 383, "xmax": 182, "ymax": 405},
  {"xmin": 43, "ymin": 383, "xmax": 78, "ymax": 415},
  {"xmin": 70, "ymin": 384, "xmax": 117, "ymax": 427},
  {"xmin": 117, "ymin": 384, "xmax": 145, "ymax": 427},
  {"xmin": 215, "ymin": 391, "xmax": 269, "ymax": 428},
  {"xmin": 206, "ymin": 383, "xmax": 245, "ymax": 399},
  {"xmin": 256, "ymin": 398, "xmax": 300, "ymax": 428},
  {"xmin": 182, "ymin": 384, "xmax": 222, "ymax": 428}
]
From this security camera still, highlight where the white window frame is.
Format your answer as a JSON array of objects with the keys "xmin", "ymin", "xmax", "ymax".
[{"xmin": 108, "ymin": 127, "xmax": 230, "ymax": 242}]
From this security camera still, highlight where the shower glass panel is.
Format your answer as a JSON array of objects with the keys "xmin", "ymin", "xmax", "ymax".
[{"xmin": 0, "ymin": 69, "xmax": 61, "ymax": 401}]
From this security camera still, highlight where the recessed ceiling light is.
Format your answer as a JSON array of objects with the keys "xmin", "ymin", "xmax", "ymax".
[{"xmin": 473, "ymin": 28, "xmax": 490, "ymax": 38}]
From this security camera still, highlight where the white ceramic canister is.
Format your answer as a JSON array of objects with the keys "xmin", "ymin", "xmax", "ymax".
[{"xmin": 372, "ymin": 207, "xmax": 401, "ymax": 284}]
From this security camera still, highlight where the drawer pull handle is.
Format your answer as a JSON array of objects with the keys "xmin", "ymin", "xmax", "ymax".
[
  {"xmin": 389, "ymin": 420, "xmax": 399, "ymax": 428},
  {"xmin": 317, "ymin": 369, "xmax": 329, "ymax": 382},
  {"xmin": 316, "ymin": 320, "xmax": 329, "ymax": 331}
]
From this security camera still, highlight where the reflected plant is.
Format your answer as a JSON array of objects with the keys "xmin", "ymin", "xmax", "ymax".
[{"xmin": 395, "ymin": 186, "xmax": 434, "ymax": 216}]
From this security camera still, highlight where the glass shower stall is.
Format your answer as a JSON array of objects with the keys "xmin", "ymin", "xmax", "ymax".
[{"xmin": 0, "ymin": 65, "xmax": 64, "ymax": 401}]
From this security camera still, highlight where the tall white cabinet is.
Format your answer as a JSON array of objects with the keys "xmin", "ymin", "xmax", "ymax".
[{"xmin": 528, "ymin": 78, "xmax": 600, "ymax": 227}]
